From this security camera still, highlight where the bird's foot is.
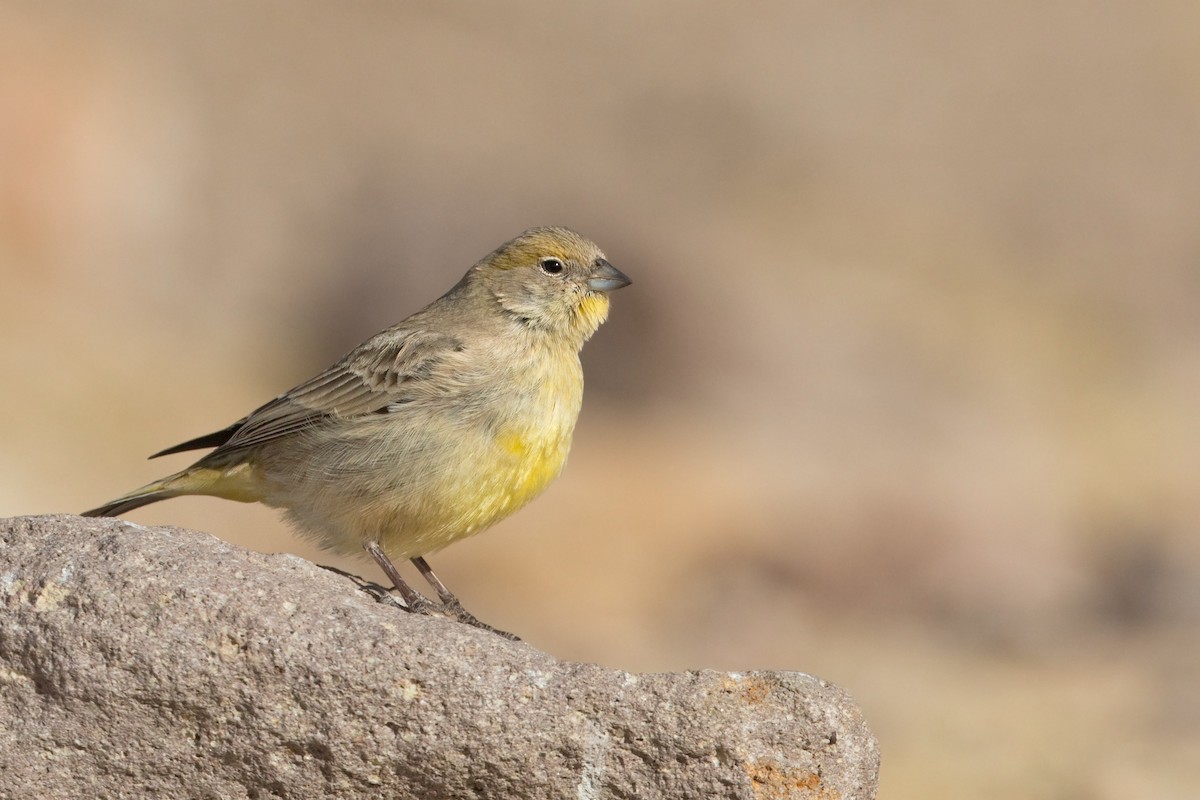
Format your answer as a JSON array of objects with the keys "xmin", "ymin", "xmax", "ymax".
[
  {"xmin": 319, "ymin": 563, "xmax": 432, "ymax": 613},
  {"xmin": 439, "ymin": 598, "xmax": 522, "ymax": 641},
  {"xmin": 321, "ymin": 563, "xmax": 509, "ymax": 628}
]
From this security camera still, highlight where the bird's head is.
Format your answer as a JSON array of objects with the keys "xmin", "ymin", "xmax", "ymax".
[{"xmin": 471, "ymin": 226, "xmax": 631, "ymax": 344}]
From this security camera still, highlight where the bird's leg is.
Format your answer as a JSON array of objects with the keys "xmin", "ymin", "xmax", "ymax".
[
  {"xmin": 411, "ymin": 556, "xmax": 521, "ymax": 641},
  {"xmin": 317, "ymin": 563, "xmax": 404, "ymax": 608},
  {"xmin": 364, "ymin": 542, "xmax": 435, "ymax": 614}
]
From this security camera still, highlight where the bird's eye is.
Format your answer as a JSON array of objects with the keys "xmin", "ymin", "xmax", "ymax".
[{"xmin": 539, "ymin": 257, "xmax": 564, "ymax": 275}]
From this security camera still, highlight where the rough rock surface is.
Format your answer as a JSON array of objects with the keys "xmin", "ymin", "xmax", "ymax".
[{"xmin": 0, "ymin": 515, "xmax": 879, "ymax": 799}]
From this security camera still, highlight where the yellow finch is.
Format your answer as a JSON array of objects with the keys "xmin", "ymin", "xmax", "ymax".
[{"xmin": 84, "ymin": 226, "xmax": 630, "ymax": 634}]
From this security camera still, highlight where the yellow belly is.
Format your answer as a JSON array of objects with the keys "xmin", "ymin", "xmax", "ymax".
[
  {"xmin": 249, "ymin": 342, "xmax": 586, "ymax": 560},
  {"xmin": 497, "ymin": 429, "xmax": 569, "ymax": 505},
  {"xmin": 345, "ymin": 423, "xmax": 572, "ymax": 558}
]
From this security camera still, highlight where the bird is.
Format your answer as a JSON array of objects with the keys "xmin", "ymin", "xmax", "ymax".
[{"xmin": 83, "ymin": 226, "xmax": 631, "ymax": 636}]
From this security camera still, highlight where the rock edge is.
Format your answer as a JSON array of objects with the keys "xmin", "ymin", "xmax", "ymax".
[{"xmin": 0, "ymin": 515, "xmax": 879, "ymax": 799}]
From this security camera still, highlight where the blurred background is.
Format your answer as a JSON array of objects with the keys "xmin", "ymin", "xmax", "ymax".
[{"xmin": 3, "ymin": 2, "xmax": 1198, "ymax": 797}]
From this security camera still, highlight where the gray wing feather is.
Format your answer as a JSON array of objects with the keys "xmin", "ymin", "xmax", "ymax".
[{"xmin": 211, "ymin": 330, "xmax": 462, "ymax": 454}]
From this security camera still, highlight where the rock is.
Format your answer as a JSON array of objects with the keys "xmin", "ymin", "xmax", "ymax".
[{"xmin": 0, "ymin": 515, "xmax": 879, "ymax": 799}]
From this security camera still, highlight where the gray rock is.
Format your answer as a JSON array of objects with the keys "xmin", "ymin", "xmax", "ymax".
[{"xmin": 0, "ymin": 515, "xmax": 879, "ymax": 799}]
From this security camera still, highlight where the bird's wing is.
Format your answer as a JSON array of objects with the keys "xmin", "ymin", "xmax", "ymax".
[{"xmin": 202, "ymin": 329, "xmax": 465, "ymax": 455}]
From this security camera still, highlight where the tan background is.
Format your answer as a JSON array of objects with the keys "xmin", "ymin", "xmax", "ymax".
[{"xmin": 3, "ymin": 3, "xmax": 1198, "ymax": 798}]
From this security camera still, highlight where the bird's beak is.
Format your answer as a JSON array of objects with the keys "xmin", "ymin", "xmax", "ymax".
[{"xmin": 587, "ymin": 259, "xmax": 632, "ymax": 292}]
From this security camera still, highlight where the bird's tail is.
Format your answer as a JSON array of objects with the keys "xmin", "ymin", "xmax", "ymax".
[
  {"xmin": 82, "ymin": 465, "xmax": 262, "ymax": 518},
  {"xmin": 81, "ymin": 476, "xmax": 186, "ymax": 518}
]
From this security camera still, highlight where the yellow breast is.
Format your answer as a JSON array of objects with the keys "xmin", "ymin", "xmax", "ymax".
[
  {"xmin": 468, "ymin": 346, "xmax": 584, "ymax": 527},
  {"xmin": 495, "ymin": 427, "xmax": 572, "ymax": 509}
]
